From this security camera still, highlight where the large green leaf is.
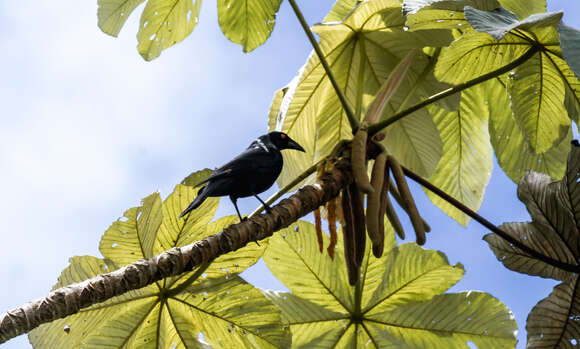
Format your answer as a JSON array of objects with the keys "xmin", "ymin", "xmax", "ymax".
[
  {"xmin": 98, "ymin": 0, "xmax": 147, "ymax": 36},
  {"xmin": 264, "ymin": 221, "xmax": 517, "ymax": 348},
  {"xmin": 436, "ymin": 6, "xmax": 572, "ymax": 154},
  {"xmin": 487, "ymin": 78, "xmax": 570, "ymax": 182},
  {"xmin": 434, "ymin": 29, "xmax": 530, "ymax": 85},
  {"xmin": 137, "ymin": 0, "xmax": 202, "ymax": 61},
  {"xmin": 270, "ymin": 0, "xmax": 453, "ymax": 187},
  {"xmin": 30, "ymin": 170, "xmax": 278, "ymax": 348},
  {"xmin": 217, "ymin": 0, "xmax": 283, "ymax": 53},
  {"xmin": 426, "ymin": 85, "xmax": 492, "ymax": 226}
]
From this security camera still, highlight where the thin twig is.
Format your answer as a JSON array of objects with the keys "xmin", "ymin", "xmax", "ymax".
[
  {"xmin": 288, "ymin": 0, "xmax": 359, "ymax": 130},
  {"xmin": 402, "ymin": 166, "xmax": 578, "ymax": 273}
]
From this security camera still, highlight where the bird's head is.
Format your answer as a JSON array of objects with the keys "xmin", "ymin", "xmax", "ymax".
[{"xmin": 267, "ymin": 132, "xmax": 305, "ymax": 152}]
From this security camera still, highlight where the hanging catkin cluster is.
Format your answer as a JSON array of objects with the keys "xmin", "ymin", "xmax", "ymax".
[{"xmin": 312, "ymin": 124, "xmax": 431, "ymax": 286}]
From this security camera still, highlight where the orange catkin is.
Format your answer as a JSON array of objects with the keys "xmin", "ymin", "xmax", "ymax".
[
  {"xmin": 314, "ymin": 208, "xmax": 323, "ymax": 253},
  {"xmin": 341, "ymin": 186, "xmax": 359, "ymax": 286},
  {"xmin": 326, "ymin": 198, "xmax": 338, "ymax": 259}
]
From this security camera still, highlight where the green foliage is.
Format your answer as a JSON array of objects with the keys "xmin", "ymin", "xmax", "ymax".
[
  {"xmin": 97, "ymin": 0, "xmax": 285, "ymax": 59},
  {"xmin": 484, "ymin": 142, "xmax": 580, "ymax": 347},
  {"xmin": 87, "ymin": 0, "xmax": 580, "ymax": 347},
  {"xmin": 264, "ymin": 221, "xmax": 517, "ymax": 348},
  {"xmin": 29, "ymin": 170, "xmax": 282, "ymax": 348}
]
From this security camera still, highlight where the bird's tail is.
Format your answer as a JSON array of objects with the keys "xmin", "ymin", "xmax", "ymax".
[{"xmin": 180, "ymin": 186, "xmax": 208, "ymax": 218}]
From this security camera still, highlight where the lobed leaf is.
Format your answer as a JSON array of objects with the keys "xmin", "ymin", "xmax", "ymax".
[
  {"xmin": 270, "ymin": 0, "xmax": 452, "ymax": 188},
  {"xmin": 435, "ymin": 29, "xmax": 530, "ymax": 85},
  {"xmin": 30, "ymin": 169, "xmax": 273, "ymax": 348},
  {"xmin": 264, "ymin": 221, "xmax": 515, "ymax": 348}
]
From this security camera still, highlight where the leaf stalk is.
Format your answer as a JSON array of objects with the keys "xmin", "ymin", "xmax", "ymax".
[{"xmin": 287, "ymin": 0, "xmax": 359, "ymax": 130}]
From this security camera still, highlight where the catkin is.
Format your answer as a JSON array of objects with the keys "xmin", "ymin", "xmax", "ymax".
[
  {"xmin": 341, "ymin": 186, "xmax": 359, "ymax": 285},
  {"xmin": 367, "ymin": 152, "xmax": 387, "ymax": 258},
  {"xmin": 388, "ymin": 156, "xmax": 426, "ymax": 245},
  {"xmin": 388, "ymin": 177, "xmax": 431, "ymax": 233},
  {"xmin": 351, "ymin": 124, "xmax": 374, "ymax": 194},
  {"xmin": 326, "ymin": 198, "xmax": 338, "ymax": 259},
  {"xmin": 350, "ymin": 182, "xmax": 367, "ymax": 270},
  {"xmin": 314, "ymin": 208, "xmax": 323, "ymax": 253}
]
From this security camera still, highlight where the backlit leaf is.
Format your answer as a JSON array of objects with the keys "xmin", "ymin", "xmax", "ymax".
[
  {"xmin": 137, "ymin": 0, "xmax": 202, "ymax": 61},
  {"xmin": 98, "ymin": 0, "xmax": 146, "ymax": 36},
  {"xmin": 426, "ymin": 85, "xmax": 493, "ymax": 226},
  {"xmin": 271, "ymin": 0, "xmax": 452, "ymax": 187},
  {"xmin": 487, "ymin": 78, "xmax": 570, "ymax": 182},
  {"xmin": 508, "ymin": 50, "xmax": 570, "ymax": 153}
]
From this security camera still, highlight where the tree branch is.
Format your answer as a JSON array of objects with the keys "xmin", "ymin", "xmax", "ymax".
[
  {"xmin": 402, "ymin": 166, "xmax": 579, "ymax": 273},
  {"xmin": 0, "ymin": 159, "xmax": 353, "ymax": 344}
]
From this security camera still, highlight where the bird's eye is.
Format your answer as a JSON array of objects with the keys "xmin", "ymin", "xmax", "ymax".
[{"xmin": 280, "ymin": 133, "xmax": 286, "ymax": 139}]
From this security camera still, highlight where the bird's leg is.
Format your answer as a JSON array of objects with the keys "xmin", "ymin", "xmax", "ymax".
[
  {"xmin": 230, "ymin": 196, "xmax": 246, "ymax": 222},
  {"xmin": 254, "ymin": 195, "xmax": 272, "ymax": 213}
]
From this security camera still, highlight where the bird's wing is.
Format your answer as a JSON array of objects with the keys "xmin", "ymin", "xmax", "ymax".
[{"xmin": 194, "ymin": 147, "xmax": 279, "ymax": 186}]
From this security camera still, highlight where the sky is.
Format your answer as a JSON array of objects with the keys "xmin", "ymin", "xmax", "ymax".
[{"xmin": 0, "ymin": 0, "xmax": 579, "ymax": 348}]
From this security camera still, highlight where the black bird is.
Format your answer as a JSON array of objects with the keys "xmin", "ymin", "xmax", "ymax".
[{"xmin": 180, "ymin": 131, "xmax": 305, "ymax": 220}]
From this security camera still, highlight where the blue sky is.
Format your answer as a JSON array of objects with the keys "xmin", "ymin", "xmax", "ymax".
[{"xmin": 0, "ymin": 1, "xmax": 578, "ymax": 348}]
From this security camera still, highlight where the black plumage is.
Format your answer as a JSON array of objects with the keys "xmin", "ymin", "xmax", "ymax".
[{"xmin": 180, "ymin": 131, "xmax": 305, "ymax": 220}]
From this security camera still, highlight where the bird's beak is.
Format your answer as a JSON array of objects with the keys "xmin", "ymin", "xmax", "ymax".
[{"xmin": 286, "ymin": 137, "xmax": 306, "ymax": 152}]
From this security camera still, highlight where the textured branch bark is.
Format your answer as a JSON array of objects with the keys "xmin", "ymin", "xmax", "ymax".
[{"xmin": 0, "ymin": 159, "xmax": 353, "ymax": 344}]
